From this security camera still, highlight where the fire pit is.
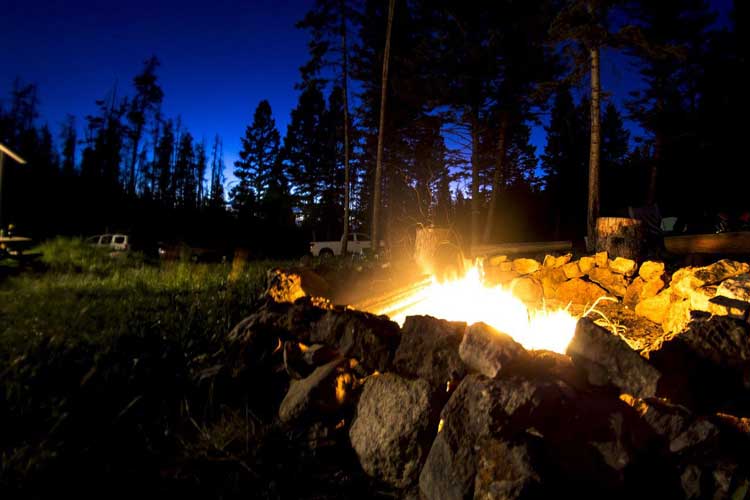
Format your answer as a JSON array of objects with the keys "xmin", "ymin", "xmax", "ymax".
[{"xmin": 236, "ymin": 253, "xmax": 750, "ymax": 498}]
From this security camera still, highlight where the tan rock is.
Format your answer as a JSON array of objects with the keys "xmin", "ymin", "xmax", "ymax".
[
  {"xmin": 609, "ymin": 257, "xmax": 637, "ymax": 276},
  {"xmin": 484, "ymin": 268, "xmax": 519, "ymax": 286},
  {"xmin": 624, "ymin": 278, "xmax": 645, "ymax": 308},
  {"xmin": 579, "ymin": 256, "xmax": 595, "ymax": 274},
  {"xmin": 635, "ymin": 291, "xmax": 672, "ymax": 324},
  {"xmin": 543, "ymin": 253, "xmax": 572, "ymax": 268},
  {"xmin": 510, "ymin": 276, "xmax": 544, "ymax": 303},
  {"xmin": 498, "ymin": 261, "xmax": 513, "ymax": 272},
  {"xmin": 671, "ymin": 260, "xmax": 750, "ymax": 298},
  {"xmin": 662, "ymin": 299, "xmax": 692, "ymax": 334},
  {"xmin": 555, "ymin": 278, "xmax": 608, "ymax": 305},
  {"xmin": 512, "ymin": 258, "xmax": 541, "ymax": 275},
  {"xmin": 562, "ymin": 261, "xmax": 584, "ymax": 280},
  {"xmin": 595, "ymin": 251, "xmax": 608, "ymax": 268},
  {"xmin": 537, "ymin": 267, "xmax": 567, "ymax": 300},
  {"xmin": 639, "ymin": 261, "xmax": 665, "ymax": 282},
  {"xmin": 641, "ymin": 277, "xmax": 665, "ymax": 300},
  {"xmin": 488, "ymin": 254, "xmax": 508, "ymax": 267},
  {"xmin": 688, "ymin": 286, "xmax": 717, "ymax": 312},
  {"xmin": 588, "ymin": 267, "xmax": 629, "ymax": 297}
]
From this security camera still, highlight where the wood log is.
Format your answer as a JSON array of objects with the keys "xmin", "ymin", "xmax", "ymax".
[
  {"xmin": 665, "ymin": 231, "xmax": 750, "ymax": 254},
  {"xmin": 470, "ymin": 240, "xmax": 573, "ymax": 258},
  {"xmin": 595, "ymin": 217, "xmax": 644, "ymax": 260},
  {"xmin": 414, "ymin": 226, "xmax": 463, "ymax": 278}
]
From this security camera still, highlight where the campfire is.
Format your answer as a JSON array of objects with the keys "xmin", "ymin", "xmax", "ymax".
[{"xmin": 376, "ymin": 263, "xmax": 578, "ymax": 354}]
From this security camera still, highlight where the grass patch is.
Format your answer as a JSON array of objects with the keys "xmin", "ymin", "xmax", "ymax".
[{"xmin": 0, "ymin": 237, "xmax": 294, "ymax": 496}]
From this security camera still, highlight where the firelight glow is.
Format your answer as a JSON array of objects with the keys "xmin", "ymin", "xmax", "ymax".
[{"xmin": 386, "ymin": 265, "xmax": 578, "ymax": 354}]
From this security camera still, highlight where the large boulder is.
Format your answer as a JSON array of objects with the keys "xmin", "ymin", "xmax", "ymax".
[
  {"xmin": 588, "ymin": 267, "xmax": 629, "ymax": 297},
  {"xmin": 646, "ymin": 316, "xmax": 750, "ymax": 411},
  {"xmin": 419, "ymin": 375, "xmax": 573, "ymax": 500},
  {"xmin": 310, "ymin": 308, "xmax": 401, "ymax": 372},
  {"xmin": 349, "ymin": 373, "xmax": 439, "ymax": 488},
  {"xmin": 393, "ymin": 315, "xmax": 467, "ymax": 390},
  {"xmin": 459, "ymin": 323, "xmax": 528, "ymax": 378},
  {"xmin": 567, "ymin": 318, "xmax": 661, "ymax": 399}
]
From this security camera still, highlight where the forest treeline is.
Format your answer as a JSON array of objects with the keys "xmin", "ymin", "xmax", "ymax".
[{"xmin": 0, "ymin": 0, "xmax": 745, "ymax": 256}]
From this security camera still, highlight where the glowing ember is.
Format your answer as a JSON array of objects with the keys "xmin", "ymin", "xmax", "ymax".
[{"xmin": 383, "ymin": 265, "xmax": 578, "ymax": 354}]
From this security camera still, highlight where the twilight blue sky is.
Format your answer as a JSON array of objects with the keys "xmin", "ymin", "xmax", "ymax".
[{"xmin": 0, "ymin": 0, "xmax": 734, "ymax": 189}]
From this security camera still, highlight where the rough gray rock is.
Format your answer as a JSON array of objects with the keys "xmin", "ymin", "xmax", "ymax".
[
  {"xmin": 393, "ymin": 315, "xmax": 467, "ymax": 390},
  {"xmin": 473, "ymin": 438, "xmax": 542, "ymax": 500},
  {"xmin": 349, "ymin": 373, "xmax": 438, "ymax": 488},
  {"xmin": 620, "ymin": 395, "xmax": 719, "ymax": 454},
  {"xmin": 310, "ymin": 308, "xmax": 401, "ymax": 372},
  {"xmin": 278, "ymin": 357, "xmax": 355, "ymax": 424},
  {"xmin": 567, "ymin": 318, "xmax": 661, "ymax": 398},
  {"xmin": 458, "ymin": 322, "xmax": 528, "ymax": 378},
  {"xmin": 419, "ymin": 375, "xmax": 572, "ymax": 500},
  {"xmin": 646, "ymin": 316, "xmax": 750, "ymax": 411}
]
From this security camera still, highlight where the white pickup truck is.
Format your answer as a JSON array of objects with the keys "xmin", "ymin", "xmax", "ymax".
[{"xmin": 309, "ymin": 233, "xmax": 380, "ymax": 257}]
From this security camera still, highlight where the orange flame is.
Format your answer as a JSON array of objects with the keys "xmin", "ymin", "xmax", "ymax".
[{"xmin": 384, "ymin": 264, "xmax": 578, "ymax": 354}]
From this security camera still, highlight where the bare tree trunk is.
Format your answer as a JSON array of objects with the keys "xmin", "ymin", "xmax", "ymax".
[
  {"xmin": 470, "ymin": 110, "xmax": 481, "ymax": 249},
  {"xmin": 647, "ymin": 124, "xmax": 662, "ymax": 206},
  {"xmin": 340, "ymin": 1, "xmax": 351, "ymax": 255},
  {"xmin": 482, "ymin": 112, "xmax": 509, "ymax": 243},
  {"xmin": 129, "ymin": 126, "xmax": 142, "ymax": 196},
  {"xmin": 587, "ymin": 45, "xmax": 601, "ymax": 252},
  {"xmin": 371, "ymin": 0, "xmax": 395, "ymax": 252}
]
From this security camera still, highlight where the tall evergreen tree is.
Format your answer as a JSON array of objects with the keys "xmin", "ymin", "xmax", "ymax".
[
  {"xmin": 126, "ymin": 56, "xmax": 164, "ymax": 195},
  {"xmin": 283, "ymin": 84, "xmax": 328, "ymax": 234},
  {"xmin": 231, "ymin": 100, "xmax": 280, "ymax": 217},
  {"xmin": 208, "ymin": 135, "xmax": 225, "ymax": 210},
  {"xmin": 59, "ymin": 114, "xmax": 77, "ymax": 176}
]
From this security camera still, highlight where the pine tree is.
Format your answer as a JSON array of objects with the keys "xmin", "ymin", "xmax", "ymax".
[
  {"xmin": 59, "ymin": 114, "xmax": 77, "ymax": 176},
  {"xmin": 542, "ymin": 86, "xmax": 588, "ymax": 239},
  {"xmin": 231, "ymin": 100, "xmax": 280, "ymax": 217},
  {"xmin": 126, "ymin": 56, "xmax": 164, "ymax": 195},
  {"xmin": 208, "ymin": 135, "xmax": 225, "ymax": 210},
  {"xmin": 282, "ymin": 84, "xmax": 328, "ymax": 233},
  {"xmin": 174, "ymin": 131, "xmax": 196, "ymax": 210}
]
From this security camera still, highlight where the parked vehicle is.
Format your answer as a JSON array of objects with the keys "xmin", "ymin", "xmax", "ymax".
[
  {"xmin": 86, "ymin": 233, "xmax": 130, "ymax": 251},
  {"xmin": 157, "ymin": 241, "xmax": 229, "ymax": 262},
  {"xmin": 309, "ymin": 233, "xmax": 383, "ymax": 257}
]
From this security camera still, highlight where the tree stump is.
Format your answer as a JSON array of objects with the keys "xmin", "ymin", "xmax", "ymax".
[
  {"xmin": 414, "ymin": 226, "xmax": 464, "ymax": 278},
  {"xmin": 595, "ymin": 217, "xmax": 644, "ymax": 260}
]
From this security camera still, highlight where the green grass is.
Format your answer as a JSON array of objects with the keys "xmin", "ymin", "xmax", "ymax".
[{"xmin": 0, "ymin": 237, "xmax": 293, "ymax": 495}]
